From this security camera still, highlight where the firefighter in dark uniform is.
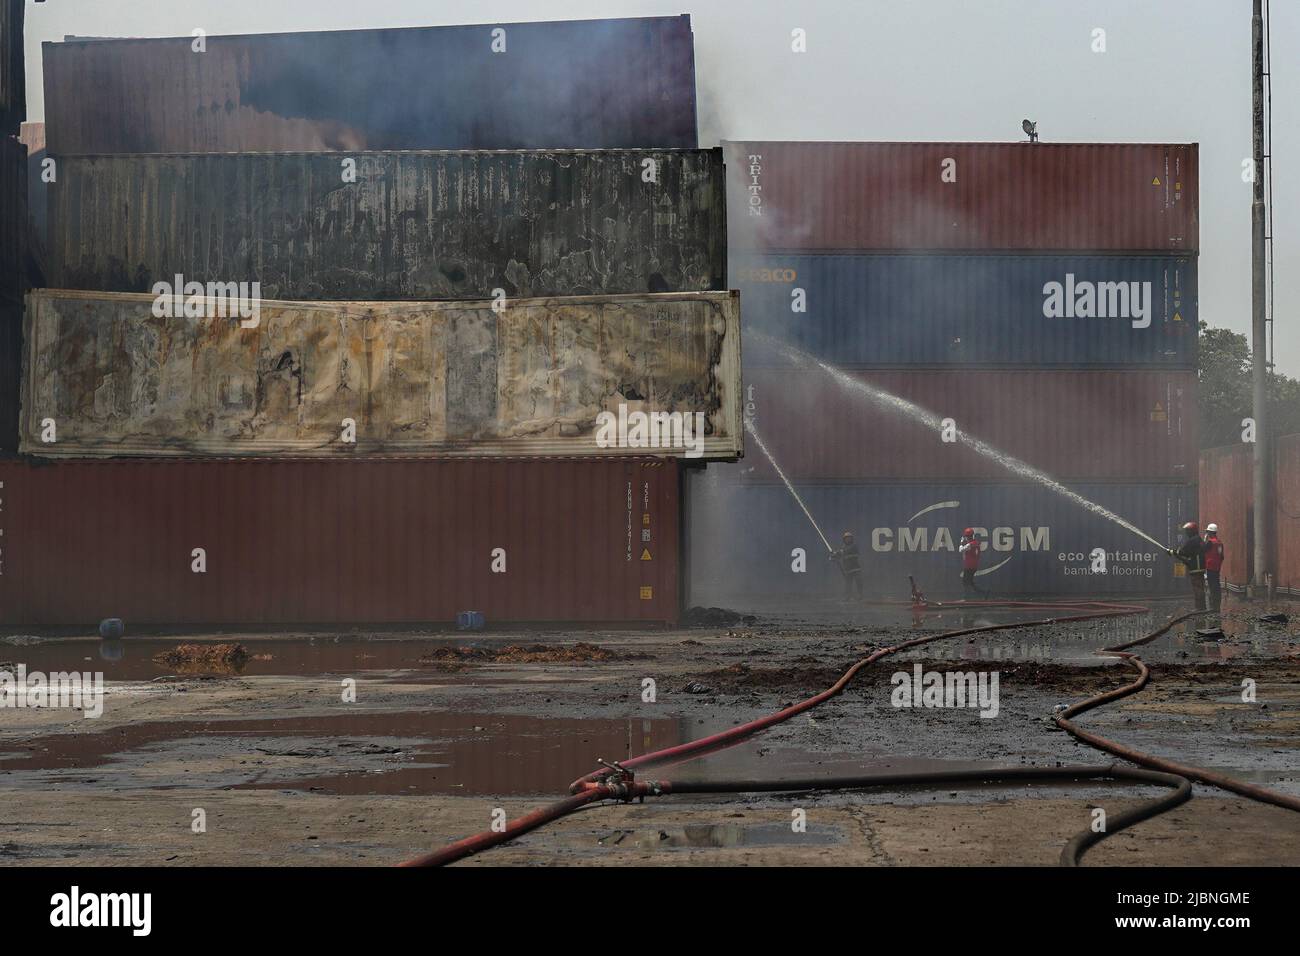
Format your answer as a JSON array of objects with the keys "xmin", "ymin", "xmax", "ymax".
[
  {"xmin": 1167, "ymin": 521, "xmax": 1208, "ymax": 610},
  {"xmin": 1204, "ymin": 522, "xmax": 1225, "ymax": 612},
  {"xmin": 830, "ymin": 531, "xmax": 863, "ymax": 600}
]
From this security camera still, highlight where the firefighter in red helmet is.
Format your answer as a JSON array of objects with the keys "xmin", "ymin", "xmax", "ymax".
[
  {"xmin": 1167, "ymin": 521, "xmax": 1207, "ymax": 610},
  {"xmin": 959, "ymin": 527, "xmax": 983, "ymax": 596}
]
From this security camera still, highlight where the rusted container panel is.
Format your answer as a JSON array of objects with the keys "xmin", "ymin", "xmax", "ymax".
[
  {"xmin": 48, "ymin": 149, "xmax": 726, "ymax": 300},
  {"xmin": 1197, "ymin": 443, "xmax": 1252, "ymax": 587},
  {"xmin": 740, "ymin": 368, "xmax": 1197, "ymax": 481},
  {"xmin": 0, "ymin": 0, "xmax": 23, "ymax": 134},
  {"xmin": 736, "ymin": 253, "xmax": 1196, "ymax": 367},
  {"xmin": 21, "ymin": 289, "xmax": 742, "ymax": 460},
  {"xmin": 0, "ymin": 133, "xmax": 25, "ymax": 303},
  {"xmin": 43, "ymin": 16, "xmax": 697, "ymax": 153},
  {"xmin": 728, "ymin": 141, "xmax": 1198, "ymax": 252},
  {"xmin": 687, "ymin": 471, "xmax": 1193, "ymax": 603},
  {"xmin": 0, "ymin": 457, "xmax": 681, "ymax": 628},
  {"xmin": 1272, "ymin": 434, "xmax": 1300, "ymax": 592}
]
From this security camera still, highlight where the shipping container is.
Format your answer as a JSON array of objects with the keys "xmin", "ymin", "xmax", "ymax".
[
  {"xmin": 727, "ymin": 141, "xmax": 1198, "ymax": 252},
  {"xmin": 47, "ymin": 149, "xmax": 726, "ymax": 300},
  {"xmin": 1198, "ymin": 435, "xmax": 1300, "ymax": 592},
  {"xmin": 0, "ymin": 0, "xmax": 23, "ymax": 134},
  {"xmin": 734, "ymin": 253, "xmax": 1196, "ymax": 367},
  {"xmin": 22, "ymin": 289, "xmax": 742, "ymax": 460},
  {"xmin": 0, "ymin": 457, "xmax": 681, "ymax": 628},
  {"xmin": 0, "ymin": 299, "xmax": 18, "ymax": 453},
  {"xmin": 686, "ymin": 470, "xmax": 1194, "ymax": 602},
  {"xmin": 18, "ymin": 122, "xmax": 44, "ymax": 270},
  {"xmin": 0, "ymin": 132, "xmax": 25, "ymax": 303},
  {"xmin": 1197, "ymin": 443, "xmax": 1252, "ymax": 588},
  {"xmin": 43, "ymin": 16, "xmax": 698, "ymax": 154},
  {"xmin": 739, "ymin": 368, "xmax": 1196, "ymax": 482}
]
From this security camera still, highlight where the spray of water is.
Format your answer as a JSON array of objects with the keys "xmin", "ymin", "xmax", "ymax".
[
  {"xmin": 753, "ymin": 332, "xmax": 1170, "ymax": 553},
  {"xmin": 744, "ymin": 416, "xmax": 834, "ymax": 554}
]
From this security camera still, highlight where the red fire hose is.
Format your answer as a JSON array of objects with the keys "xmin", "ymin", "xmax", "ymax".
[{"xmin": 403, "ymin": 600, "xmax": 1299, "ymax": 866}]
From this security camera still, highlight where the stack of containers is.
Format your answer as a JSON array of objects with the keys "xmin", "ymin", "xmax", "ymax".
[
  {"xmin": 0, "ymin": 0, "xmax": 27, "ymax": 453},
  {"xmin": 688, "ymin": 141, "xmax": 1198, "ymax": 602},
  {"xmin": 1, "ymin": 16, "xmax": 732, "ymax": 628}
]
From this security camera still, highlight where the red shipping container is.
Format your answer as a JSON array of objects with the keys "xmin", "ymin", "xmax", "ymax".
[
  {"xmin": 1197, "ymin": 443, "xmax": 1252, "ymax": 588},
  {"xmin": 0, "ymin": 457, "xmax": 680, "ymax": 628},
  {"xmin": 728, "ymin": 141, "xmax": 1198, "ymax": 253},
  {"xmin": 739, "ymin": 368, "xmax": 1197, "ymax": 482}
]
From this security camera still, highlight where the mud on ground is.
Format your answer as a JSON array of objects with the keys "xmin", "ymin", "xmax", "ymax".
[{"xmin": 1, "ymin": 599, "xmax": 1298, "ymax": 866}]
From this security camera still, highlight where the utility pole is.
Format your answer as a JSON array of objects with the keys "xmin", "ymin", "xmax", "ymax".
[{"xmin": 1251, "ymin": 0, "xmax": 1272, "ymax": 597}]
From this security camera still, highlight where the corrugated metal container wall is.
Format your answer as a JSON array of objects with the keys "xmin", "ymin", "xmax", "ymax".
[
  {"xmin": 0, "ymin": 299, "xmax": 19, "ymax": 452},
  {"xmin": 0, "ymin": 0, "xmax": 23, "ymax": 134},
  {"xmin": 1272, "ymin": 434, "xmax": 1300, "ymax": 592},
  {"xmin": 43, "ymin": 16, "xmax": 698, "ymax": 153},
  {"xmin": 0, "ymin": 133, "xmax": 25, "ymax": 303},
  {"xmin": 0, "ymin": 458, "xmax": 681, "ymax": 627},
  {"xmin": 1197, "ymin": 443, "xmax": 1252, "ymax": 587},
  {"xmin": 727, "ymin": 141, "xmax": 1198, "ymax": 252},
  {"xmin": 687, "ymin": 472, "xmax": 1192, "ymax": 602},
  {"xmin": 48, "ymin": 150, "xmax": 726, "ymax": 300},
  {"xmin": 734, "ymin": 253, "xmax": 1196, "ymax": 367},
  {"xmin": 741, "ymin": 368, "xmax": 1197, "ymax": 481},
  {"xmin": 18, "ymin": 122, "xmax": 44, "ymax": 267},
  {"xmin": 22, "ymin": 289, "xmax": 743, "ymax": 460}
]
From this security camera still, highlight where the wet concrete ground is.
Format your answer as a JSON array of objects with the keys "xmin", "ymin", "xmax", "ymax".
[{"xmin": 2, "ymin": 597, "xmax": 1299, "ymax": 866}]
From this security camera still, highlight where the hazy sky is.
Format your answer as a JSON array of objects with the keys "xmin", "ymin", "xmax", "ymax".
[{"xmin": 21, "ymin": 0, "xmax": 1297, "ymax": 373}]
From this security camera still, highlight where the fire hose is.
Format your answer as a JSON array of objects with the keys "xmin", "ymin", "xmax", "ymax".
[{"xmin": 402, "ymin": 601, "xmax": 1297, "ymax": 866}]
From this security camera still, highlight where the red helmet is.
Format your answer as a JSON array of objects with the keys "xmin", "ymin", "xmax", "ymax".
[
  {"xmin": 1182, "ymin": 521, "xmax": 1199, "ymax": 534},
  {"xmin": 962, "ymin": 528, "xmax": 974, "ymax": 537}
]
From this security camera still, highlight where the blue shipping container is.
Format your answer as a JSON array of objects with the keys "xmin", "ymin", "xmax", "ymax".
[
  {"xmin": 733, "ymin": 254, "xmax": 1197, "ymax": 367},
  {"xmin": 687, "ymin": 470, "xmax": 1194, "ymax": 603}
]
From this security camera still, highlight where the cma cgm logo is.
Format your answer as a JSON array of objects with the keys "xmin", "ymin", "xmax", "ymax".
[
  {"xmin": 1042, "ymin": 274, "xmax": 1152, "ymax": 329},
  {"xmin": 871, "ymin": 501, "xmax": 1050, "ymax": 576}
]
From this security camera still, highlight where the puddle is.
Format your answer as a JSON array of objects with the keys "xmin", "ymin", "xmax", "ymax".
[{"xmin": 0, "ymin": 711, "xmax": 685, "ymax": 796}]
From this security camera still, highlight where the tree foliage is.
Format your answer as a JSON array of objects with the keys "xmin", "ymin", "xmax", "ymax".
[{"xmin": 1198, "ymin": 321, "xmax": 1300, "ymax": 448}]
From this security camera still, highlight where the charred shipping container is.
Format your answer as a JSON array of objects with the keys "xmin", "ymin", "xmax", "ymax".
[
  {"xmin": 0, "ymin": 457, "xmax": 682, "ymax": 627},
  {"xmin": 47, "ymin": 149, "xmax": 726, "ymax": 300},
  {"xmin": 42, "ymin": 16, "xmax": 698, "ymax": 153},
  {"xmin": 735, "ymin": 253, "xmax": 1196, "ymax": 367},
  {"xmin": 727, "ymin": 141, "xmax": 1198, "ymax": 252},
  {"xmin": 0, "ymin": 0, "xmax": 23, "ymax": 134},
  {"xmin": 687, "ymin": 475, "xmax": 1192, "ymax": 603},
  {"xmin": 21, "ymin": 289, "xmax": 742, "ymax": 459},
  {"xmin": 739, "ymin": 368, "xmax": 1197, "ymax": 482}
]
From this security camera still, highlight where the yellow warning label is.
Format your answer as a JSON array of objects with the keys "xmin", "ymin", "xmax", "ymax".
[
  {"xmin": 642, "ymin": 513, "xmax": 651, "ymax": 526},
  {"xmin": 641, "ymin": 548, "xmax": 652, "ymax": 561},
  {"xmin": 1173, "ymin": 312, "xmax": 1183, "ymax": 322},
  {"xmin": 639, "ymin": 586, "xmax": 653, "ymax": 600},
  {"xmin": 1152, "ymin": 177, "xmax": 1161, "ymax": 185},
  {"xmin": 1151, "ymin": 401, "xmax": 1167, "ymax": 422},
  {"xmin": 1175, "ymin": 182, "xmax": 1182, "ymax": 190},
  {"xmin": 1173, "ymin": 562, "xmax": 1185, "ymax": 578}
]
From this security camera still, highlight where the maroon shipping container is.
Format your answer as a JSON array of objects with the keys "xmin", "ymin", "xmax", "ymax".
[
  {"xmin": 1198, "ymin": 443, "xmax": 1252, "ymax": 587},
  {"xmin": 1273, "ymin": 434, "xmax": 1300, "ymax": 592},
  {"xmin": 0, "ymin": 457, "xmax": 680, "ymax": 628},
  {"xmin": 739, "ymin": 368, "xmax": 1197, "ymax": 482},
  {"xmin": 727, "ymin": 141, "xmax": 1198, "ymax": 252}
]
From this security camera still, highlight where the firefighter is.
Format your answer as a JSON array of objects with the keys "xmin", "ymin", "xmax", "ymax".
[
  {"xmin": 959, "ymin": 527, "xmax": 984, "ymax": 596},
  {"xmin": 1204, "ymin": 522, "xmax": 1225, "ymax": 612},
  {"xmin": 1167, "ymin": 521, "xmax": 1207, "ymax": 610},
  {"xmin": 830, "ymin": 531, "xmax": 863, "ymax": 600}
]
